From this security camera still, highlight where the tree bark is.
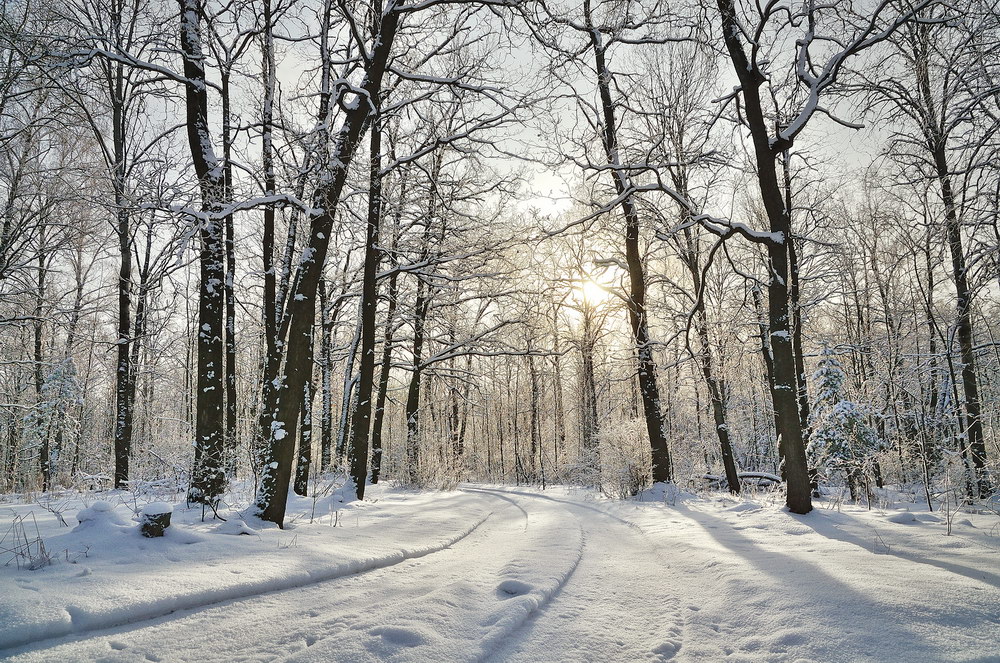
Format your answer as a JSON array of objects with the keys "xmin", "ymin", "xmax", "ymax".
[
  {"xmin": 111, "ymin": 54, "xmax": 132, "ymax": 491},
  {"xmin": 580, "ymin": 305, "xmax": 600, "ymax": 462},
  {"xmin": 370, "ymin": 228, "xmax": 400, "ymax": 484},
  {"xmin": 179, "ymin": 0, "xmax": 227, "ymax": 504},
  {"xmin": 293, "ymin": 337, "xmax": 315, "ymax": 496},
  {"xmin": 318, "ymin": 279, "xmax": 334, "ymax": 470},
  {"xmin": 255, "ymin": 0, "xmax": 403, "ymax": 526},
  {"xmin": 681, "ymin": 220, "xmax": 739, "ymax": 494},
  {"xmin": 221, "ymin": 68, "xmax": 238, "ymax": 478},
  {"xmin": 404, "ymin": 283, "xmax": 429, "ymax": 483},
  {"xmin": 348, "ymin": 102, "xmax": 383, "ymax": 499},
  {"xmin": 715, "ymin": 0, "xmax": 811, "ymax": 513},
  {"xmin": 33, "ymin": 245, "xmax": 48, "ymax": 490},
  {"xmin": 584, "ymin": 0, "xmax": 671, "ymax": 483}
]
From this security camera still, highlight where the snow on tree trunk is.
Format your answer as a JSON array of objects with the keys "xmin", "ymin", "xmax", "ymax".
[{"xmin": 179, "ymin": 0, "xmax": 227, "ymax": 505}]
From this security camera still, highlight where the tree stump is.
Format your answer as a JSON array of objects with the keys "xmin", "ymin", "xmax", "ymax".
[{"xmin": 140, "ymin": 503, "xmax": 173, "ymax": 538}]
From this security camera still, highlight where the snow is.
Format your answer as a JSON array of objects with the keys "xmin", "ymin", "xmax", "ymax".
[
  {"xmin": 140, "ymin": 502, "xmax": 173, "ymax": 516},
  {"xmin": 1, "ymin": 484, "xmax": 997, "ymax": 661}
]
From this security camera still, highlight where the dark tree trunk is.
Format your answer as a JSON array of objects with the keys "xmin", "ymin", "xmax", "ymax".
[
  {"xmin": 5, "ymin": 407, "xmax": 18, "ymax": 489},
  {"xmin": 319, "ymin": 279, "xmax": 334, "ymax": 470},
  {"xmin": 336, "ymin": 316, "xmax": 361, "ymax": 465},
  {"xmin": 348, "ymin": 105, "xmax": 383, "ymax": 499},
  {"xmin": 293, "ymin": 338, "xmax": 316, "ymax": 496},
  {"xmin": 222, "ymin": 69, "xmax": 239, "ymax": 478},
  {"xmin": 751, "ymin": 285, "xmax": 782, "ymax": 473},
  {"xmin": 404, "ymin": 285, "xmax": 429, "ymax": 484},
  {"xmin": 937, "ymin": 157, "xmax": 990, "ymax": 498},
  {"xmin": 550, "ymin": 307, "xmax": 566, "ymax": 467},
  {"xmin": 129, "ymin": 230, "xmax": 153, "ymax": 463},
  {"xmin": 370, "ymin": 240, "xmax": 400, "ymax": 484},
  {"xmin": 258, "ymin": 0, "xmax": 278, "ymax": 473},
  {"xmin": 682, "ymin": 224, "xmax": 739, "ymax": 494},
  {"xmin": 111, "ymin": 57, "xmax": 132, "ymax": 490},
  {"xmin": 179, "ymin": 0, "xmax": 227, "ymax": 505},
  {"xmin": 255, "ymin": 1, "xmax": 402, "ymax": 526},
  {"xmin": 528, "ymin": 352, "xmax": 540, "ymax": 478},
  {"xmin": 33, "ymin": 247, "xmax": 49, "ymax": 490},
  {"xmin": 584, "ymin": 0, "xmax": 671, "ymax": 482},
  {"xmin": 402, "ymin": 156, "xmax": 439, "ymax": 485},
  {"xmin": 580, "ymin": 307, "xmax": 599, "ymax": 456},
  {"xmin": 715, "ymin": 0, "xmax": 811, "ymax": 513},
  {"xmin": 51, "ymin": 254, "xmax": 86, "ymax": 486},
  {"xmin": 784, "ymin": 164, "xmax": 811, "ymax": 452}
]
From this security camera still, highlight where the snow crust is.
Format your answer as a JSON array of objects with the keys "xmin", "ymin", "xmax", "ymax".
[
  {"xmin": 139, "ymin": 502, "xmax": 173, "ymax": 516},
  {"xmin": 1, "ymin": 484, "xmax": 997, "ymax": 661}
]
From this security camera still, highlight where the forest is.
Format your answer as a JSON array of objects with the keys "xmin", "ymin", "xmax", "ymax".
[{"xmin": 1, "ymin": 0, "xmax": 998, "ymax": 528}]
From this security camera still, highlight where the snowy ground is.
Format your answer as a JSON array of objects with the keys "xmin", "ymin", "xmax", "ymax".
[{"xmin": 0, "ymin": 482, "xmax": 997, "ymax": 662}]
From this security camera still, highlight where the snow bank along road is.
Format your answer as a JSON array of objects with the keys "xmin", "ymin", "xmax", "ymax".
[{"xmin": 1, "ymin": 485, "xmax": 998, "ymax": 662}]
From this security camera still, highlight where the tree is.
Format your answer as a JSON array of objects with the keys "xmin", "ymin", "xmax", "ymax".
[
  {"xmin": 56, "ymin": 0, "xmax": 175, "ymax": 490},
  {"xmin": 178, "ymin": 0, "xmax": 227, "ymax": 505},
  {"xmin": 706, "ymin": 0, "xmax": 933, "ymax": 513},
  {"xmin": 526, "ymin": 0, "xmax": 676, "ymax": 484},
  {"xmin": 809, "ymin": 346, "xmax": 884, "ymax": 502},
  {"xmin": 255, "ymin": 0, "xmax": 404, "ymax": 526},
  {"xmin": 859, "ymin": 4, "xmax": 994, "ymax": 498}
]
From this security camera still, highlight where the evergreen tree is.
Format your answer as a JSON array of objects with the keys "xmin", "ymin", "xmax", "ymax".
[{"xmin": 809, "ymin": 346, "xmax": 884, "ymax": 502}]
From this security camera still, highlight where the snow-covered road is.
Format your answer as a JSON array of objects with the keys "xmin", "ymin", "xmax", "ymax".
[{"xmin": 2, "ymin": 485, "xmax": 998, "ymax": 662}]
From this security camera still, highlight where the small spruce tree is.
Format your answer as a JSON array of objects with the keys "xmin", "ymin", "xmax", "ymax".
[{"xmin": 808, "ymin": 346, "xmax": 884, "ymax": 502}]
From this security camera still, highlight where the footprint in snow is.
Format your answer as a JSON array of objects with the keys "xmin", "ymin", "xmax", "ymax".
[
  {"xmin": 651, "ymin": 639, "xmax": 680, "ymax": 660},
  {"xmin": 495, "ymin": 579, "xmax": 533, "ymax": 599},
  {"xmin": 370, "ymin": 626, "xmax": 427, "ymax": 647}
]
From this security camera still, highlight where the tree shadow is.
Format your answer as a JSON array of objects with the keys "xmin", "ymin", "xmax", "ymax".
[
  {"xmin": 675, "ymin": 505, "xmax": 998, "ymax": 661},
  {"xmin": 797, "ymin": 509, "xmax": 1000, "ymax": 591}
]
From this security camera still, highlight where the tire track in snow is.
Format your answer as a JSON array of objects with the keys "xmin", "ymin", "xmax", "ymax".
[
  {"xmin": 0, "ymin": 508, "xmax": 495, "ymax": 656},
  {"xmin": 2, "ymin": 497, "xmax": 541, "ymax": 663},
  {"xmin": 461, "ymin": 486, "xmax": 530, "ymax": 531},
  {"xmin": 271, "ymin": 490, "xmax": 587, "ymax": 662},
  {"xmin": 475, "ymin": 488, "xmax": 688, "ymax": 663},
  {"xmin": 475, "ymin": 522, "xmax": 585, "ymax": 662}
]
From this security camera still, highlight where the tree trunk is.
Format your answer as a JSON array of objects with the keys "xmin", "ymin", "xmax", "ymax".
[
  {"xmin": 404, "ymin": 284, "xmax": 429, "ymax": 484},
  {"xmin": 336, "ymin": 316, "xmax": 361, "ymax": 464},
  {"xmin": 319, "ymin": 279, "xmax": 334, "ymax": 470},
  {"xmin": 682, "ymin": 223, "xmax": 739, "ymax": 494},
  {"xmin": 715, "ymin": 0, "xmax": 811, "ymax": 513},
  {"xmin": 179, "ymin": 0, "xmax": 227, "ymax": 505},
  {"xmin": 580, "ymin": 306, "xmax": 599, "ymax": 457},
  {"xmin": 111, "ymin": 58, "xmax": 132, "ymax": 490},
  {"xmin": 293, "ymin": 341, "xmax": 315, "ymax": 496},
  {"xmin": 784, "ymin": 162, "xmax": 811, "ymax": 453},
  {"xmin": 584, "ymin": 0, "xmax": 671, "ymax": 482},
  {"xmin": 348, "ymin": 105, "xmax": 383, "ymax": 499},
  {"xmin": 255, "ymin": 0, "xmax": 403, "ymax": 526},
  {"xmin": 33, "ymin": 246, "xmax": 48, "ymax": 490},
  {"xmin": 222, "ymin": 69, "xmax": 239, "ymax": 478},
  {"xmin": 370, "ymin": 243, "xmax": 399, "ymax": 485},
  {"xmin": 528, "ymin": 352, "xmax": 540, "ymax": 479}
]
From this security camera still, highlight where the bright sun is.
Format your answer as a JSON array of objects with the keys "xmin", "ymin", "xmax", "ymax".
[{"xmin": 579, "ymin": 278, "xmax": 612, "ymax": 305}]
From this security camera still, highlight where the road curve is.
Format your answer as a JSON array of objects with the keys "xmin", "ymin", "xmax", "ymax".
[{"xmin": 3, "ymin": 488, "xmax": 685, "ymax": 663}]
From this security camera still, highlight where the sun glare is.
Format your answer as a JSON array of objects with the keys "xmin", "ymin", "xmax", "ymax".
[{"xmin": 578, "ymin": 278, "xmax": 613, "ymax": 305}]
